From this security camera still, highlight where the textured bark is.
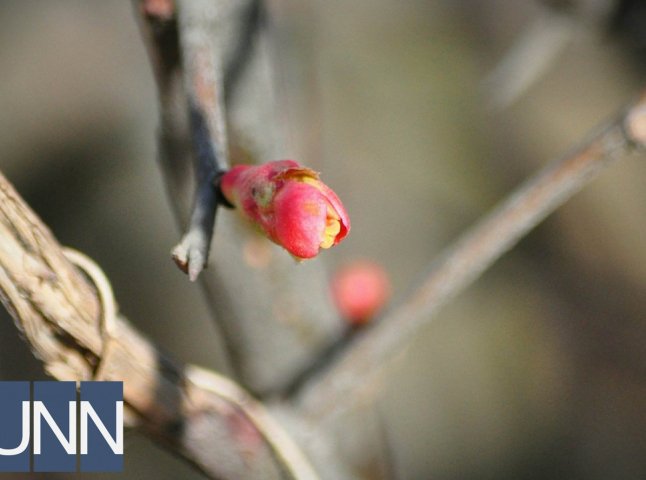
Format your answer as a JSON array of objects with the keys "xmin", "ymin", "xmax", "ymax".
[{"xmin": 0, "ymin": 170, "xmax": 318, "ymax": 479}]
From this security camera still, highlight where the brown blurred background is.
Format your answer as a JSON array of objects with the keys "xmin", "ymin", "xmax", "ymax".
[{"xmin": 0, "ymin": 0, "xmax": 644, "ymax": 478}]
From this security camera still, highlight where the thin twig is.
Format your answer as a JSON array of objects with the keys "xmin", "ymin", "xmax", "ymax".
[
  {"xmin": 0, "ymin": 170, "xmax": 319, "ymax": 480},
  {"xmin": 224, "ymin": 0, "xmax": 264, "ymax": 105},
  {"xmin": 170, "ymin": 0, "xmax": 231, "ymax": 281},
  {"xmin": 296, "ymin": 90, "xmax": 646, "ymax": 418},
  {"xmin": 133, "ymin": 0, "xmax": 194, "ymax": 238},
  {"xmin": 483, "ymin": 9, "xmax": 574, "ymax": 110},
  {"xmin": 136, "ymin": 0, "xmax": 238, "ymax": 281}
]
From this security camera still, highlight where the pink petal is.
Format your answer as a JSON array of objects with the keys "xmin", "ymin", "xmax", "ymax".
[
  {"xmin": 274, "ymin": 165, "xmax": 350, "ymax": 244},
  {"xmin": 221, "ymin": 160, "xmax": 350, "ymax": 257},
  {"xmin": 220, "ymin": 165, "xmax": 249, "ymax": 206},
  {"xmin": 273, "ymin": 182, "xmax": 327, "ymax": 259},
  {"xmin": 317, "ymin": 182, "xmax": 350, "ymax": 244}
]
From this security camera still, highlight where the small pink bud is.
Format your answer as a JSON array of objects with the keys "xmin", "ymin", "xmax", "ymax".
[
  {"xmin": 331, "ymin": 260, "xmax": 391, "ymax": 325},
  {"xmin": 220, "ymin": 160, "xmax": 350, "ymax": 259},
  {"xmin": 142, "ymin": 0, "xmax": 174, "ymax": 19}
]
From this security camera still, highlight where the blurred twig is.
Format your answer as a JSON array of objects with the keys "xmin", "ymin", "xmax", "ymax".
[
  {"xmin": 0, "ymin": 169, "xmax": 318, "ymax": 480},
  {"xmin": 484, "ymin": 8, "xmax": 574, "ymax": 110},
  {"xmin": 296, "ymin": 90, "xmax": 646, "ymax": 418}
]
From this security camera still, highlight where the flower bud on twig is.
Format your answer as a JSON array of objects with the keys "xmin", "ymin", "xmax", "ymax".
[{"xmin": 220, "ymin": 160, "xmax": 350, "ymax": 259}]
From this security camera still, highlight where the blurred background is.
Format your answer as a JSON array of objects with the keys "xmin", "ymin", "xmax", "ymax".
[{"xmin": 0, "ymin": 0, "xmax": 645, "ymax": 478}]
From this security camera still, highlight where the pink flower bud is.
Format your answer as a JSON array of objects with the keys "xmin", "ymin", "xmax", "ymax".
[
  {"xmin": 331, "ymin": 260, "xmax": 391, "ymax": 325},
  {"xmin": 220, "ymin": 160, "xmax": 350, "ymax": 259}
]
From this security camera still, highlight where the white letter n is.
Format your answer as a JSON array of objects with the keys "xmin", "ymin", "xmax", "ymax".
[
  {"xmin": 33, "ymin": 401, "xmax": 77, "ymax": 455},
  {"xmin": 80, "ymin": 401, "xmax": 123, "ymax": 455}
]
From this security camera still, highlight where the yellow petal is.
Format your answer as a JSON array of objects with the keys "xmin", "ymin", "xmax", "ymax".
[
  {"xmin": 300, "ymin": 175, "xmax": 323, "ymax": 189},
  {"xmin": 320, "ymin": 218, "xmax": 341, "ymax": 249},
  {"xmin": 320, "ymin": 235, "xmax": 335, "ymax": 249},
  {"xmin": 326, "ymin": 205, "xmax": 340, "ymax": 220},
  {"xmin": 326, "ymin": 218, "xmax": 341, "ymax": 236}
]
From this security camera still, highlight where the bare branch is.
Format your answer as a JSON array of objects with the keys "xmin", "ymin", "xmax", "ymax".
[
  {"xmin": 0, "ymin": 169, "xmax": 318, "ymax": 480},
  {"xmin": 136, "ymin": 0, "xmax": 343, "ymax": 393},
  {"xmin": 133, "ymin": 0, "xmax": 194, "ymax": 229},
  {"xmin": 296, "ymin": 90, "xmax": 646, "ymax": 418},
  {"xmin": 135, "ymin": 0, "xmax": 242, "ymax": 378},
  {"xmin": 169, "ymin": 0, "xmax": 231, "ymax": 280},
  {"xmin": 135, "ymin": 0, "xmax": 235, "ymax": 281}
]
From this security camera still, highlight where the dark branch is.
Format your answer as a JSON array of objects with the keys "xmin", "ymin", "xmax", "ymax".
[{"xmin": 167, "ymin": 0, "xmax": 232, "ymax": 280}]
